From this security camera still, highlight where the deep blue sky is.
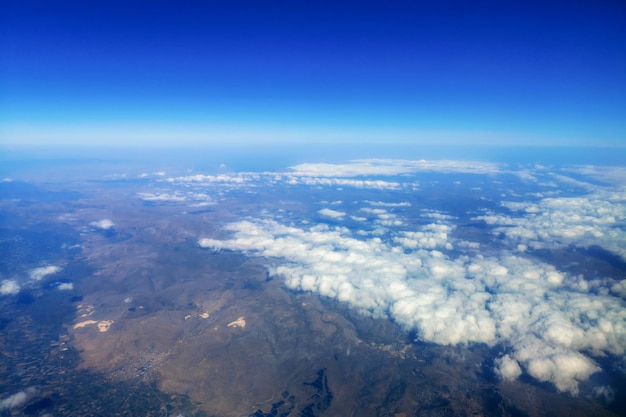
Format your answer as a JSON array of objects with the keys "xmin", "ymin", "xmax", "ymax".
[{"xmin": 1, "ymin": 0, "xmax": 625, "ymax": 146}]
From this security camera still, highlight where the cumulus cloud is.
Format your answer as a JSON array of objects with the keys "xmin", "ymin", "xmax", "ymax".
[
  {"xmin": 495, "ymin": 354, "xmax": 522, "ymax": 381},
  {"xmin": 90, "ymin": 219, "xmax": 115, "ymax": 230},
  {"xmin": 0, "ymin": 280, "xmax": 20, "ymax": 295},
  {"xmin": 473, "ymin": 188, "xmax": 626, "ymax": 260},
  {"xmin": 318, "ymin": 208, "xmax": 347, "ymax": 219},
  {"xmin": 57, "ymin": 282, "xmax": 74, "ymax": 290},
  {"xmin": 199, "ymin": 218, "xmax": 626, "ymax": 394},
  {"xmin": 29, "ymin": 266, "xmax": 62, "ymax": 281},
  {"xmin": 393, "ymin": 224, "xmax": 454, "ymax": 250},
  {"xmin": 420, "ymin": 210, "xmax": 455, "ymax": 221},
  {"xmin": 360, "ymin": 207, "xmax": 403, "ymax": 227}
]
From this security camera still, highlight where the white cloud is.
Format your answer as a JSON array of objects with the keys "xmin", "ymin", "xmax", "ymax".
[
  {"xmin": 288, "ymin": 159, "xmax": 502, "ymax": 177},
  {"xmin": 0, "ymin": 388, "xmax": 36, "ymax": 411},
  {"xmin": 90, "ymin": 219, "xmax": 115, "ymax": 230},
  {"xmin": 0, "ymin": 392, "xmax": 27, "ymax": 410},
  {"xmin": 199, "ymin": 218, "xmax": 626, "ymax": 394},
  {"xmin": 57, "ymin": 282, "xmax": 74, "ymax": 290},
  {"xmin": 562, "ymin": 166, "xmax": 626, "ymax": 186},
  {"xmin": 0, "ymin": 280, "xmax": 20, "ymax": 295},
  {"xmin": 365, "ymin": 200, "xmax": 411, "ymax": 207},
  {"xmin": 473, "ymin": 188, "xmax": 626, "ymax": 260},
  {"xmin": 287, "ymin": 176, "xmax": 401, "ymax": 190},
  {"xmin": 167, "ymin": 173, "xmax": 257, "ymax": 184},
  {"xmin": 420, "ymin": 210, "xmax": 455, "ymax": 221},
  {"xmin": 138, "ymin": 192, "xmax": 187, "ymax": 202},
  {"xmin": 137, "ymin": 191, "xmax": 215, "ymax": 205},
  {"xmin": 393, "ymin": 224, "xmax": 454, "ymax": 250},
  {"xmin": 318, "ymin": 208, "xmax": 347, "ymax": 219},
  {"xmin": 495, "ymin": 354, "xmax": 522, "ymax": 381},
  {"xmin": 29, "ymin": 265, "xmax": 62, "ymax": 281},
  {"xmin": 360, "ymin": 207, "xmax": 404, "ymax": 227}
]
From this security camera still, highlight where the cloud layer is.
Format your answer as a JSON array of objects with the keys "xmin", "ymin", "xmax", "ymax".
[
  {"xmin": 474, "ymin": 188, "xmax": 626, "ymax": 259},
  {"xmin": 140, "ymin": 158, "xmax": 626, "ymax": 395},
  {"xmin": 199, "ymin": 217, "xmax": 625, "ymax": 394},
  {"xmin": 288, "ymin": 159, "xmax": 502, "ymax": 177}
]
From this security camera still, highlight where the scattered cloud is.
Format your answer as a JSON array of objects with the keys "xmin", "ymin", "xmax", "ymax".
[
  {"xmin": 166, "ymin": 173, "xmax": 257, "ymax": 184},
  {"xmin": 360, "ymin": 207, "xmax": 404, "ymax": 227},
  {"xmin": 393, "ymin": 224, "xmax": 454, "ymax": 250},
  {"xmin": 138, "ymin": 192, "xmax": 186, "ymax": 202},
  {"xmin": 137, "ymin": 191, "xmax": 215, "ymax": 205},
  {"xmin": 286, "ymin": 176, "xmax": 402, "ymax": 190},
  {"xmin": 57, "ymin": 282, "xmax": 74, "ymax": 290},
  {"xmin": 473, "ymin": 189, "xmax": 626, "ymax": 260},
  {"xmin": 365, "ymin": 200, "xmax": 411, "ymax": 207},
  {"xmin": 0, "ymin": 280, "xmax": 20, "ymax": 295},
  {"xmin": 420, "ymin": 210, "xmax": 455, "ymax": 221},
  {"xmin": 90, "ymin": 219, "xmax": 115, "ymax": 230},
  {"xmin": 318, "ymin": 208, "xmax": 347, "ymax": 219},
  {"xmin": 29, "ymin": 266, "xmax": 62, "ymax": 281}
]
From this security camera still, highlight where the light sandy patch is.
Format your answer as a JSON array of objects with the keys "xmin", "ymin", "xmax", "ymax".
[
  {"xmin": 74, "ymin": 320, "xmax": 98, "ymax": 329},
  {"xmin": 185, "ymin": 311, "xmax": 211, "ymax": 320},
  {"xmin": 227, "ymin": 316, "xmax": 246, "ymax": 329},
  {"xmin": 97, "ymin": 320, "xmax": 114, "ymax": 332},
  {"xmin": 73, "ymin": 319, "xmax": 114, "ymax": 332}
]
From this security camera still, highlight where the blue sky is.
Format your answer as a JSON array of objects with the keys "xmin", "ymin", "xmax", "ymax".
[{"xmin": 1, "ymin": 0, "xmax": 625, "ymax": 146}]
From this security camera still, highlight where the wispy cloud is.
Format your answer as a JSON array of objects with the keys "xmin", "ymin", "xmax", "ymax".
[
  {"xmin": 286, "ymin": 176, "xmax": 402, "ymax": 190},
  {"xmin": 137, "ymin": 191, "xmax": 215, "ymax": 205},
  {"xmin": 365, "ymin": 200, "xmax": 412, "ymax": 207},
  {"xmin": 289, "ymin": 159, "xmax": 502, "ymax": 177}
]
